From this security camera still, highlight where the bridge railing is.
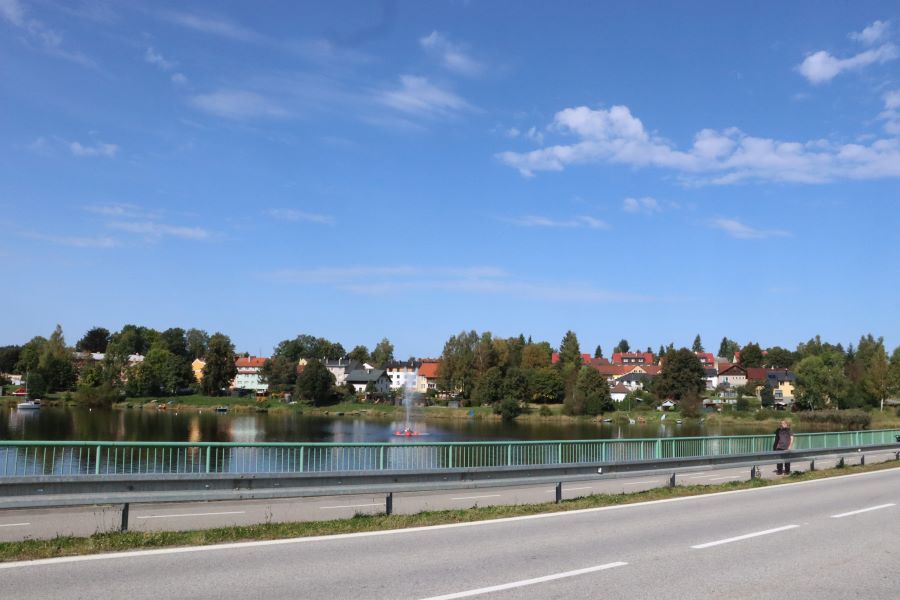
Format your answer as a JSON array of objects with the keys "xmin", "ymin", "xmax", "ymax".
[{"xmin": 2, "ymin": 428, "xmax": 899, "ymax": 478}]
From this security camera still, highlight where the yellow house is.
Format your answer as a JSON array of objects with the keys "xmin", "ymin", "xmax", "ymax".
[{"xmin": 192, "ymin": 358, "xmax": 206, "ymax": 382}]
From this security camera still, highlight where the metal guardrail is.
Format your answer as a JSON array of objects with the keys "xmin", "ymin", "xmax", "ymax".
[{"xmin": 2, "ymin": 429, "xmax": 899, "ymax": 477}]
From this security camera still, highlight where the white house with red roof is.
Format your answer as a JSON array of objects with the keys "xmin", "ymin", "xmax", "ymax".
[
  {"xmin": 233, "ymin": 356, "xmax": 268, "ymax": 394},
  {"xmin": 611, "ymin": 351, "xmax": 655, "ymax": 366}
]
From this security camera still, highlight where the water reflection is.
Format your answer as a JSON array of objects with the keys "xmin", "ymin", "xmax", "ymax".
[{"xmin": 0, "ymin": 405, "xmax": 780, "ymax": 443}]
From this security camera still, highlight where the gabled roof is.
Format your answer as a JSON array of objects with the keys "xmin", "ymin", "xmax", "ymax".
[
  {"xmin": 610, "ymin": 383, "xmax": 630, "ymax": 394},
  {"xmin": 346, "ymin": 369, "xmax": 388, "ymax": 383},
  {"xmin": 719, "ymin": 364, "xmax": 747, "ymax": 376},
  {"xmin": 235, "ymin": 357, "xmax": 267, "ymax": 368},
  {"xmin": 593, "ymin": 364, "xmax": 633, "ymax": 376},
  {"xmin": 418, "ymin": 360, "xmax": 440, "ymax": 378},
  {"xmin": 550, "ymin": 352, "xmax": 594, "ymax": 365},
  {"xmin": 744, "ymin": 367, "xmax": 768, "ymax": 382},
  {"xmin": 611, "ymin": 352, "xmax": 655, "ymax": 365}
]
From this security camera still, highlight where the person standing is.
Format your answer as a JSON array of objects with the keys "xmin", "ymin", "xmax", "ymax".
[{"xmin": 773, "ymin": 420, "xmax": 794, "ymax": 475}]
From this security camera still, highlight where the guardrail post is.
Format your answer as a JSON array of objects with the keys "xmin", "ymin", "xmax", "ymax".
[
  {"xmin": 669, "ymin": 472, "xmax": 676, "ymax": 487},
  {"xmin": 555, "ymin": 482, "xmax": 562, "ymax": 504},
  {"xmin": 749, "ymin": 465, "xmax": 759, "ymax": 480},
  {"xmin": 120, "ymin": 503, "xmax": 129, "ymax": 532},
  {"xmin": 809, "ymin": 459, "xmax": 815, "ymax": 472},
  {"xmin": 860, "ymin": 454, "xmax": 865, "ymax": 466},
  {"xmin": 385, "ymin": 492, "xmax": 393, "ymax": 515},
  {"xmin": 838, "ymin": 457, "xmax": 845, "ymax": 468}
]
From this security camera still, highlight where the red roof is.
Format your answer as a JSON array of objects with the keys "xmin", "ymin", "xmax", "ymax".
[
  {"xmin": 550, "ymin": 352, "xmax": 594, "ymax": 365},
  {"xmin": 235, "ymin": 357, "xmax": 267, "ymax": 368},
  {"xmin": 745, "ymin": 367, "xmax": 768, "ymax": 382},
  {"xmin": 611, "ymin": 352, "xmax": 655, "ymax": 365},
  {"xmin": 418, "ymin": 360, "xmax": 440, "ymax": 378},
  {"xmin": 592, "ymin": 364, "xmax": 633, "ymax": 376},
  {"xmin": 610, "ymin": 383, "xmax": 630, "ymax": 394},
  {"xmin": 695, "ymin": 352, "xmax": 715, "ymax": 365}
]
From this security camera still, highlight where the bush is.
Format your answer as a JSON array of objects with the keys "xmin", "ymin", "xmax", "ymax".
[
  {"xmin": 74, "ymin": 383, "xmax": 121, "ymax": 408},
  {"xmin": 796, "ymin": 410, "xmax": 871, "ymax": 430},
  {"xmin": 539, "ymin": 405, "xmax": 552, "ymax": 417},
  {"xmin": 495, "ymin": 397, "xmax": 523, "ymax": 421}
]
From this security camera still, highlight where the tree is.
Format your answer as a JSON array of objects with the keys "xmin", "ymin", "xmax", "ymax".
[
  {"xmin": 26, "ymin": 371, "xmax": 47, "ymax": 399},
  {"xmin": 474, "ymin": 367, "xmax": 504, "ymax": 405},
  {"xmin": 502, "ymin": 368, "xmax": 529, "ymax": 404},
  {"xmin": 294, "ymin": 359, "xmax": 336, "ymax": 406},
  {"xmin": 16, "ymin": 336, "xmax": 47, "ymax": 374},
  {"xmin": 38, "ymin": 325, "xmax": 76, "ymax": 392},
  {"xmin": 76, "ymin": 327, "xmax": 110, "ymax": 353},
  {"xmin": 528, "ymin": 367, "xmax": 564, "ymax": 403},
  {"xmin": 126, "ymin": 343, "xmax": 191, "ymax": 396},
  {"xmin": 594, "ymin": 345, "xmax": 604, "ymax": 359},
  {"xmin": 794, "ymin": 352, "xmax": 849, "ymax": 410},
  {"xmin": 521, "ymin": 342, "xmax": 552, "ymax": 369},
  {"xmin": 439, "ymin": 330, "xmax": 479, "ymax": 398},
  {"xmin": 159, "ymin": 328, "xmax": 189, "ymax": 358},
  {"xmin": 273, "ymin": 334, "xmax": 345, "ymax": 362},
  {"xmin": 370, "ymin": 338, "xmax": 394, "ymax": 367},
  {"xmin": 200, "ymin": 333, "xmax": 237, "ymax": 396},
  {"xmin": 474, "ymin": 332, "xmax": 497, "ymax": 375},
  {"xmin": 614, "ymin": 339, "xmax": 630, "ymax": 353},
  {"xmin": 558, "ymin": 331, "xmax": 583, "ymax": 368},
  {"xmin": 739, "ymin": 343, "xmax": 764, "ymax": 368},
  {"xmin": 348, "ymin": 345, "xmax": 371, "ymax": 364},
  {"xmin": 864, "ymin": 348, "xmax": 896, "ymax": 411},
  {"xmin": 765, "ymin": 346, "xmax": 795, "ymax": 369},
  {"xmin": 760, "ymin": 385, "xmax": 775, "ymax": 408},
  {"xmin": 261, "ymin": 355, "xmax": 299, "ymax": 393},
  {"xmin": 655, "ymin": 348, "xmax": 705, "ymax": 401},
  {"xmin": 185, "ymin": 328, "xmax": 209, "ymax": 360},
  {"xmin": 107, "ymin": 324, "xmax": 157, "ymax": 356},
  {"xmin": 569, "ymin": 366, "xmax": 612, "ymax": 416},
  {"xmin": 718, "ymin": 337, "xmax": 739, "ymax": 359},
  {"xmin": 692, "ymin": 335, "xmax": 704, "ymax": 353},
  {"xmin": 0, "ymin": 346, "xmax": 21, "ymax": 373}
]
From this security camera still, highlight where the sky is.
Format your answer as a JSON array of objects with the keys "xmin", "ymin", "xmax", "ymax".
[{"xmin": 1, "ymin": 0, "xmax": 899, "ymax": 358}]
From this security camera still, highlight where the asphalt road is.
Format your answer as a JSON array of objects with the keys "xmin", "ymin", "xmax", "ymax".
[
  {"xmin": 0, "ymin": 452, "xmax": 894, "ymax": 542},
  {"xmin": 3, "ymin": 463, "xmax": 900, "ymax": 599}
]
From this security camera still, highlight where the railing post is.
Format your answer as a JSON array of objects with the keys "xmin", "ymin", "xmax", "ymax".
[
  {"xmin": 385, "ymin": 492, "xmax": 393, "ymax": 515},
  {"xmin": 205, "ymin": 447, "xmax": 211, "ymax": 473},
  {"xmin": 448, "ymin": 445, "xmax": 453, "ymax": 469},
  {"xmin": 656, "ymin": 439, "xmax": 661, "ymax": 460},
  {"xmin": 558, "ymin": 443, "xmax": 563, "ymax": 464},
  {"xmin": 507, "ymin": 443, "xmax": 512, "ymax": 467},
  {"xmin": 555, "ymin": 482, "xmax": 562, "ymax": 504},
  {"xmin": 379, "ymin": 446, "xmax": 384, "ymax": 470},
  {"xmin": 120, "ymin": 503, "xmax": 129, "ymax": 532},
  {"xmin": 299, "ymin": 446, "xmax": 305, "ymax": 473},
  {"xmin": 95, "ymin": 445, "xmax": 101, "ymax": 475}
]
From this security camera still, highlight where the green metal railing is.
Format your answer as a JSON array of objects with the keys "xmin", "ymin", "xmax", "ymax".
[{"xmin": 1, "ymin": 429, "xmax": 899, "ymax": 478}]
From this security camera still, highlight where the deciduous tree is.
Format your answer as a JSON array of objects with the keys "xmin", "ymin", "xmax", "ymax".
[
  {"xmin": 200, "ymin": 333, "xmax": 237, "ymax": 396},
  {"xmin": 655, "ymin": 348, "xmax": 705, "ymax": 401},
  {"xmin": 76, "ymin": 327, "xmax": 110, "ymax": 353}
]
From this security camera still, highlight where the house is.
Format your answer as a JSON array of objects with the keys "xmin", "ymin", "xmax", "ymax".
[
  {"xmin": 325, "ymin": 359, "xmax": 362, "ymax": 386},
  {"xmin": 233, "ymin": 357, "xmax": 268, "ymax": 394},
  {"xmin": 2, "ymin": 373, "xmax": 24, "ymax": 386},
  {"xmin": 695, "ymin": 352, "xmax": 715, "ymax": 368},
  {"xmin": 592, "ymin": 364, "xmax": 633, "ymax": 382},
  {"xmin": 611, "ymin": 352, "xmax": 655, "ymax": 365},
  {"xmin": 550, "ymin": 352, "xmax": 595, "ymax": 365},
  {"xmin": 191, "ymin": 359, "xmax": 206, "ymax": 382},
  {"xmin": 385, "ymin": 360, "xmax": 420, "ymax": 391},
  {"xmin": 718, "ymin": 364, "xmax": 747, "ymax": 389},
  {"xmin": 346, "ymin": 368, "xmax": 391, "ymax": 395},
  {"xmin": 416, "ymin": 359, "xmax": 441, "ymax": 393},
  {"xmin": 703, "ymin": 367, "xmax": 718, "ymax": 390},
  {"xmin": 610, "ymin": 383, "xmax": 630, "ymax": 403},
  {"xmin": 745, "ymin": 367, "xmax": 796, "ymax": 403}
]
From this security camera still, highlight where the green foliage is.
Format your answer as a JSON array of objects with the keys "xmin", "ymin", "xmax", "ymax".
[
  {"xmin": 16, "ymin": 336, "xmax": 47, "ymax": 374},
  {"xmin": 613, "ymin": 339, "xmax": 630, "ymax": 354},
  {"xmin": 294, "ymin": 359, "xmax": 336, "ymax": 406},
  {"xmin": 200, "ymin": 333, "xmax": 237, "ymax": 396},
  {"xmin": 185, "ymin": 329, "xmax": 209, "ymax": 360},
  {"xmin": 558, "ymin": 331, "xmax": 583, "ymax": 368},
  {"xmin": 273, "ymin": 335, "xmax": 345, "ymax": 362},
  {"xmin": 36, "ymin": 325, "xmax": 77, "ymax": 392},
  {"xmin": 539, "ymin": 405, "xmax": 552, "ymax": 417},
  {"xmin": 260, "ymin": 356, "xmax": 299, "ymax": 393},
  {"xmin": 794, "ymin": 351, "xmax": 849, "ymax": 410},
  {"xmin": 0, "ymin": 345, "xmax": 20, "ymax": 373},
  {"xmin": 370, "ymin": 338, "xmax": 394, "ymax": 367},
  {"xmin": 759, "ymin": 385, "xmax": 775, "ymax": 408},
  {"xmin": 348, "ymin": 345, "xmax": 370, "ymax": 364},
  {"xmin": 528, "ymin": 367, "xmax": 564, "ymax": 403},
  {"xmin": 107, "ymin": 324, "xmax": 157, "ymax": 357},
  {"xmin": 75, "ymin": 327, "xmax": 110, "ymax": 353},
  {"xmin": 439, "ymin": 330, "xmax": 479, "ymax": 398},
  {"xmin": 26, "ymin": 371, "xmax": 47, "ymax": 399},
  {"xmin": 655, "ymin": 348, "xmax": 705, "ymax": 401},
  {"xmin": 739, "ymin": 342, "xmax": 764, "ymax": 368},
  {"xmin": 502, "ymin": 368, "xmax": 529, "ymax": 404},
  {"xmin": 159, "ymin": 328, "xmax": 189, "ymax": 358},
  {"xmin": 764, "ymin": 346, "xmax": 795, "ymax": 369},
  {"xmin": 679, "ymin": 390, "xmax": 702, "ymax": 418},
  {"xmin": 594, "ymin": 345, "xmax": 604, "ymax": 359},
  {"xmin": 74, "ymin": 382, "xmax": 121, "ymax": 408},
  {"xmin": 735, "ymin": 395, "xmax": 750, "ymax": 411},
  {"xmin": 796, "ymin": 410, "xmax": 871, "ymax": 430},
  {"xmin": 521, "ymin": 342, "xmax": 552, "ymax": 369},
  {"xmin": 692, "ymin": 335, "xmax": 703, "ymax": 353},
  {"xmin": 569, "ymin": 366, "xmax": 612, "ymax": 416},
  {"xmin": 495, "ymin": 397, "xmax": 523, "ymax": 421},
  {"xmin": 125, "ymin": 344, "xmax": 192, "ymax": 397},
  {"xmin": 718, "ymin": 337, "xmax": 739, "ymax": 359},
  {"xmin": 474, "ymin": 366, "xmax": 504, "ymax": 405}
]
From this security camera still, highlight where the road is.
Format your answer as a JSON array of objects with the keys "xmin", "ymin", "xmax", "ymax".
[
  {"xmin": 0, "ymin": 452, "xmax": 893, "ymax": 542},
  {"xmin": 3, "ymin": 463, "xmax": 899, "ymax": 599}
]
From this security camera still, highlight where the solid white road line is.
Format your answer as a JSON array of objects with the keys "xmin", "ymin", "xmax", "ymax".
[
  {"xmin": 136, "ymin": 511, "xmax": 245, "ymax": 520},
  {"xmin": 830, "ymin": 503, "xmax": 895, "ymax": 519},
  {"xmin": 319, "ymin": 503, "xmax": 382, "ymax": 510},
  {"xmin": 0, "ymin": 523, "xmax": 30, "ymax": 528},
  {"xmin": 451, "ymin": 495, "xmax": 502, "ymax": 501},
  {"xmin": 418, "ymin": 562, "xmax": 628, "ymax": 600},
  {"xmin": 691, "ymin": 525, "xmax": 799, "ymax": 549},
  {"xmin": 3, "ymin": 467, "xmax": 897, "ymax": 570}
]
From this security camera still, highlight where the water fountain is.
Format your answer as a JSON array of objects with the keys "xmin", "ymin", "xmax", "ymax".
[{"xmin": 393, "ymin": 383, "xmax": 427, "ymax": 437}]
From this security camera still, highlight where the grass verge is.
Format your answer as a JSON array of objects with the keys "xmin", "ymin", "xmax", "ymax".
[{"xmin": 2, "ymin": 458, "xmax": 898, "ymax": 563}]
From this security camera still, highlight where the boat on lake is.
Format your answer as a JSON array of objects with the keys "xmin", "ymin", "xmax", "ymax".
[{"xmin": 16, "ymin": 399, "xmax": 41, "ymax": 410}]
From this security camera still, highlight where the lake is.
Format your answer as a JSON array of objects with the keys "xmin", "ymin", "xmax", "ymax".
[{"xmin": 0, "ymin": 405, "xmax": 780, "ymax": 443}]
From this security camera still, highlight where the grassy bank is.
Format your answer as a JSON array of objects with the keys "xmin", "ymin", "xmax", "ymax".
[{"xmin": 1, "ymin": 458, "xmax": 897, "ymax": 563}]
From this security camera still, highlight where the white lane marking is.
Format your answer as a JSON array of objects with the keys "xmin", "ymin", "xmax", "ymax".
[
  {"xmin": 830, "ymin": 503, "xmax": 896, "ymax": 519},
  {"xmin": 136, "ymin": 511, "xmax": 244, "ymax": 520},
  {"xmin": 0, "ymin": 523, "xmax": 30, "ymax": 528},
  {"xmin": 451, "ymin": 495, "xmax": 502, "ymax": 501},
  {"xmin": 692, "ymin": 525, "xmax": 799, "ymax": 549},
  {"xmin": 419, "ymin": 562, "xmax": 628, "ymax": 600},
  {"xmin": 3, "ymin": 466, "xmax": 898, "ymax": 570},
  {"xmin": 623, "ymin": 481, "xmax": 658, "ymax": 486},
  {"xmin": 319, "ymin": 503, "xmax": 381, "ymax": 510}
]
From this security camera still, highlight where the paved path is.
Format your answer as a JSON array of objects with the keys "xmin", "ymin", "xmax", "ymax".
[
  {"xmin": 0, "ymin": 453, "xmax": 894, "ymax": 542},
  {"xmin": 3, "ymin": 464, "xmax": 900, "ymax": 599}
]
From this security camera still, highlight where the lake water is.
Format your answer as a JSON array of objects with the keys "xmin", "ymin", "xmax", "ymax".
[{"xmin": 0, "ymin": 405, "xmax": 778, "ymax": 443}]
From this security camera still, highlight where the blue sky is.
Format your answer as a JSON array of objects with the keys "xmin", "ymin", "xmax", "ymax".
[{"xmin": 1, "ymin": 1, "xmax": 899, "ymax": 358}]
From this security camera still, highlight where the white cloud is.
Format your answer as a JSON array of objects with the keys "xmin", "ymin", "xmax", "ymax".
[
  {"xmin": 161, "ymin": 11, "xmax": 260, "ymax": 43},
  {"xmin": 264, "ymin": 265, "xmax": 646, "ymax": 302},
  {"xmin": 144, "ymin": 46, "xmax": 174, "ymax": 70},
  {"xmin": 505, "ymin": 215, "xmax": 609, "ymax": 229},
  {"xmin": 190, "ymin": 90, "xmax": 288, "ymax": 119},
  {"xmin": 69, "ymin": 141, "xmax": 119, "ymax": 158},
  {"xmin": 107, "ymin": 220, "xmax": 210, "ymax": 240},
  {"xmin": 83, "ymin": 203, "xmax": 152, "ymax": 218},
  {"xmin": 419, "ymin": 31, "xmax": 484, "ymax": 77},
  {"xmin": 266, "ymin": 208, "xmax": 334, "ymax": 225},
  {"xmin": 880, "ymin": 90, "xmax": 900, "ymax": 134},
  {"xmin": 171, "ymin": 73, "xmax": 188, "ymax": 85},
  {"xmin": 798, "ymin": 43, "xmax": 898, "ymax": 84},
  {"xmin": 497, "ymin": 103, "xmax": 900, "ymax": 184},
  {"xmin": 710, "ymin": 218, "xmax": 790, "ymax": 240},
  {"xmin": 849, "ymin": 20, "xmax": 890, "ymax": 45},
  {"xmin": 378, "ymin": 75, "xmax": 473, "ymax": 118},
  {"xmin": 23, "ymin": 231, "xmax": 117, "ymax": 248},
  {"xmin": 623, "ymin": 197, "xmax": 660, "ymax": 214},
  {"xmin": 0, "ymin": 0, "xmax": 93, "ymax": 66}
]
